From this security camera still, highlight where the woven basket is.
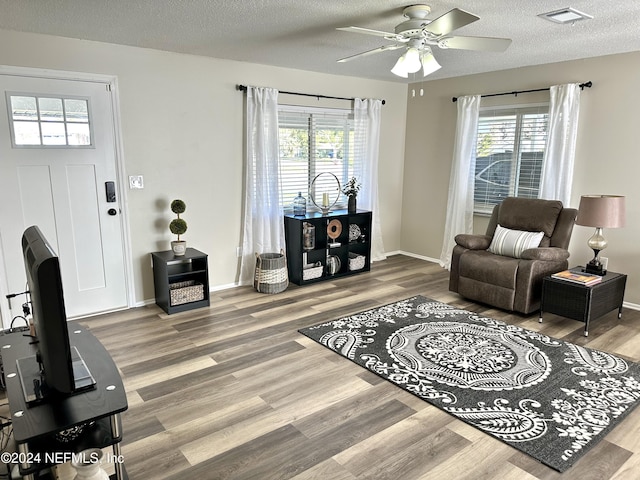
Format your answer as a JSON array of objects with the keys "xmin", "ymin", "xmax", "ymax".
[
  {"xmin": 348, "ymin": 253, "xmax": 366, "ymax": 271},
  {"xmin": 254, "ymin": 250, "xmax": 288, "ymax": 294},
  {"xmin": 170, "ymin": 280, "xmax": 204, "ymax": 306},
  {"xmin": 303, "ymin": 265, "xmax": 323, "ymax": 281}
]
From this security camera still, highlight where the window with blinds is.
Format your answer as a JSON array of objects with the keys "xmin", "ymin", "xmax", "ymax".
[
  {"xmin": 278, "ymin": 106, "xmax": 355, "ymax": 212},
  {"xmin": 474, "ymin": 104, "xmax": 549, "ymax": 214}
]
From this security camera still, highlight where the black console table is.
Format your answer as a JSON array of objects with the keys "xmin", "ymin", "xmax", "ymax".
[{"xmin": 1, "ymin": 324, "xmax": 128, "ymax": 479}]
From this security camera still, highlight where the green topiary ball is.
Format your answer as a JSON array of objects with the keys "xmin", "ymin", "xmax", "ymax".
[
  {"xmin": 169, "ymin": 218, "xmax": 187, "ymax": 236},
  {"xmin": 171, "ymin": 199, "xmax": 186, "ymax": 215}
]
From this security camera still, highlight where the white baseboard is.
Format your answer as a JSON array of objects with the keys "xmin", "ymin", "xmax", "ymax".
[
  {"xmin": 386, "ymin": 250, "xmax": 441, "ymax": 265},
  {"xmin": 134, "ymin": 298, "xmax": 156, "ymax": 308},
  {"xmin": 210, "ymin": 282, "xmax": 239, "ymax": 292}
]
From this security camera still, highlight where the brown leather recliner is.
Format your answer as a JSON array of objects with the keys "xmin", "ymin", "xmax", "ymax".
[{"xmin": 449, "ymin": 197, "xmax": 577, "ymax": 314}]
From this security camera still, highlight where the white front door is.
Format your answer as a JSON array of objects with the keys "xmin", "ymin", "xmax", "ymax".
[{"xmin": 0, "ymin": 72, "xmax": 128, "ymax": 327}]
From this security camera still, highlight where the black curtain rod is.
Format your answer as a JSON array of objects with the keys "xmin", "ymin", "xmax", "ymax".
[
  {"xmin": 236, "ymin": 84, "xmax": 386, "ymax": 105},
  {"xmin": 451, "ymin": 81, "xmax": 592, "ymax": 103}
]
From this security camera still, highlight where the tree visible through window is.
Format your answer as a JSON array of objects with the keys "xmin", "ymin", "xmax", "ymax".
[
  {"xmin": 278, "ymin": 106, "xmax": 355, "ymax": 212},
  {"xmin": 474, "ymin": 105, "xmax": 549, "ymax": 214}
]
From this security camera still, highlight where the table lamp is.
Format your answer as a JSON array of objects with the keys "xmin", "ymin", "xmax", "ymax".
[{"xmin": 575, "ymin": 195, "xmax": 626, "ymax": 275}]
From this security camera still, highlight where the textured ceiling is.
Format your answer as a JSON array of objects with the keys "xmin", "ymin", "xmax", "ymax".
[{"xmin": 1, "ymin": 0, "xmax": 640, "ymax": 83}]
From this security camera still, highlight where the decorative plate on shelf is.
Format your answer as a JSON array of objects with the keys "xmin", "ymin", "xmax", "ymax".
[
  {"xmin": 349, "ymin": 224, "xmax": 361, "ymax": 242},
  {"xmin": 327, "ymin": 219, "xmax": 342, "ymax": 241}
]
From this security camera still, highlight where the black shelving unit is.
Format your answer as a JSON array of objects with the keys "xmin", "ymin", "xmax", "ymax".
[
  {"xmin": 151, "ymin": 248, "xmax": 210, "ymax": 314},
  {"xmin": 284, "ymin": 209, "xmax": 372, "ymax": 285}
]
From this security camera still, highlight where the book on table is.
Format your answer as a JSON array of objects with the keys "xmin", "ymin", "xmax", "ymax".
[{"xmin": 551, "ymin": 270, "xmax": 602, "ymax": 286}]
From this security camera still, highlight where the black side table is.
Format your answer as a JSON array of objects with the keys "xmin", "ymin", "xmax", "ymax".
[
  {"xmin": 539, "ymin": 268, "xmax": 627, "ymax": 336},
  {"xmin": 151, "ymin": 248, "xmax": 210, "ymax": 314}
]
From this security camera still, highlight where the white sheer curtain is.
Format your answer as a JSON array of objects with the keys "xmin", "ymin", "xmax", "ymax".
[
  {"xmin": 439, "ymin": 95, "xmax": 481, "ymax": 270},
  {"xmin": 238, "ymin": 86, "xmax": 285, "ymax": 285},
  {"xmin": 539, "ymin": 83, "xmax": 581, "ymax": 205},
  {"xmin": 354, "ymin": 98, "xmax": 386, "ymax": 261}
]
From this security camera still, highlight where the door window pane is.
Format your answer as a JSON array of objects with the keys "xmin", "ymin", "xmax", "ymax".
[
  {"xmin": 10, "ymin": 96, "xmax": 37, "ymax": 120},
  {"xmin": 7, "ymin": 94, "xmax": 93, "ymax": 147},
  {"xmin": 41, "ymin": 122, "xmax": 67, "ymax": 145},
  {"xmin": 64, "ymin": 99, "xmax": 89, "ymax": 122},
  {"xmin": 38, "ymin": 97, "xmax": 64, "ymax": 121},
  {"xmin": 12, "ymin": 121, "xmax": 41, "ymax": 145},
  {"xmin": 66, "ymin": 123, "xmax": 91, "ymax": 145}
]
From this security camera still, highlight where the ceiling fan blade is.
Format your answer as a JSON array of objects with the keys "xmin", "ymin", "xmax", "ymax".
[
  {"xmin": 423, "ymin": 8, "xmax": 479, "ymax": 37},
  {"xmin": 438, "ymin": 36, "xmax": 512, "ymax": 52},
  {"xmin": 337, "ymin": 44, "xmax": 404, "ymax": 63},
  {"xmin": 337, "ymin": 26, "xmax": 398, "ymax": 39}
]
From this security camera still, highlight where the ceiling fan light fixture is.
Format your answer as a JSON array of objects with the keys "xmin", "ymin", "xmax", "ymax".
[
  {"xmin": 391, "ymin": 53, "xmax": 409, "ymax": 77},
  {"xmin": 421, "ymin": 50, "xmax": 441, "ymax": 77},
  {"xmin": 404, "ymin": 48, "xmax": 422, "ymax": 73},
  {"xmin": 341, "ymin": 6, "xmax": 513, "ymax": 79}
]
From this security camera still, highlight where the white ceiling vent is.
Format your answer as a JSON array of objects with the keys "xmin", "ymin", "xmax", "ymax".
[{"xmin": 539, "ymin": 7, "xmax": 593, "ymax": 24}]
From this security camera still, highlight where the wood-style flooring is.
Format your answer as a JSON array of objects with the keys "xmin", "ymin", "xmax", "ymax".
[{"xmin": 12, "ymin": 255, "xmax": 640, "ymax": 479}]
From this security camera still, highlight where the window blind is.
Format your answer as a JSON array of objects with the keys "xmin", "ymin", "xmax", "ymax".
[
  {"xmin": 278, "ymin": 106, "xmax": 355, "ymax": 212},
  {"xmin": 474, "ymin": 105, "xmax": 549, "ymax": 214}
]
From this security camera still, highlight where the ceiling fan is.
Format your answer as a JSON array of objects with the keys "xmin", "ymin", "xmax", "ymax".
[{"xmin": 337, "ymin": 5, "xmax": 512, "ymax": 78}]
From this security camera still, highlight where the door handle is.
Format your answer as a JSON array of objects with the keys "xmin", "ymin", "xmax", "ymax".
[
  {"xmin": 105, "ymin": 181, "xmax": 116, "ymax": 202},
  {"xmin": 107, "ymin": 208, "xmax": 118, "ymax": 216}
]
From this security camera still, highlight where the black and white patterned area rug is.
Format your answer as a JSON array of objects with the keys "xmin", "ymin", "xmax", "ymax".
[{"xmin": 298, "ymin": 295, "xmax": 640, "ymax": 472}]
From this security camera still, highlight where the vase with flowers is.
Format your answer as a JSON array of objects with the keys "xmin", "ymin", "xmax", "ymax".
[{"xmin": 342, "ymin": 177, "xmax": 361, "ymax": 214}]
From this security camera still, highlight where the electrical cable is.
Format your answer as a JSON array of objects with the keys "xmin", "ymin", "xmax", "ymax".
[
  {"xmin": 0, "ymin": 290, "xmax": 23, "ymax": 478},
  {"xmin": 10, "ymin": 316, "xmax": 29, "ymax": 330},
  {"xmin": 0, "ymin": 423, "xmax": 13, "ymax": 479},
  {"xmin": 5, "ymin": 287, "xmax": 31, "ymax": 332},
  {"xmin": 0, "ymin": 404, "xmax": 12, "ymax": 479}
]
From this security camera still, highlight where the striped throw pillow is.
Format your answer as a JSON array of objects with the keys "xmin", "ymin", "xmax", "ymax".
[{"xmin": 488, "ymin": 224, "xmax": 544, "ymax": 258}]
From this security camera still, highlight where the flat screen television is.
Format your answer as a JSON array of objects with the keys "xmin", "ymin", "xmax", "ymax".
[{"xmin": 17, "ymin": 225, "xmax": 95, "ymax": 405}]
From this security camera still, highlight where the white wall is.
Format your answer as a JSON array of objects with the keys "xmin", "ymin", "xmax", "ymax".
[
  {"xmin": 0, "ymin": 29, "xmax": 407, "ymax": 306},
  {"xmin": 402, "ymin": 51, "xmax": 640, "ymax": 306}
]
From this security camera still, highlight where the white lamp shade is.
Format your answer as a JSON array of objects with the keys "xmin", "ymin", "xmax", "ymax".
[
  {"xmin": 392, "ymin": 47, "xmax": 441, "ymax": 78},
  {"xmin": 391, "ymin": 54, "xmax": 409, "ymax": 77},
  {"xmin": 421, "ymin": 51, "xmax": 441, "ymax": 77},
  {"xmin": 404, "ymin": 48, "xmax": 422, "ymax": 73}
]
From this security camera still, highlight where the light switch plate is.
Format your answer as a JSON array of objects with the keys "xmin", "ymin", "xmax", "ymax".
[{"xmin": 129, "ymin": 175, "xmax": 144, "ymax": 189}]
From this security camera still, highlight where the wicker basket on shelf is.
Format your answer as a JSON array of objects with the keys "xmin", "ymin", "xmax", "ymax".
[
  {"xmin": 348, "ymin": 253, "xmax": 366, "ymax": 271},
  {"xmin": 303, "ymin": 265, "xmax": 323, "ymax": 281},
  {"xmin": 254, "ymin": 250, "xmax": 289, "ymax": 294},
  {"xmin": 169, "ymin": 280, "xmax": 204, "ymax": 306}
]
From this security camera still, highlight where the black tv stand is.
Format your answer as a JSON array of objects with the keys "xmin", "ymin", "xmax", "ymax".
[
  {"xmin": 1, "ymin": 323, "xmax": 128, "ymax": 480},
  {"xmin": 15, "ymin": 346, "xmax": 96, "ymax": 406}
]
